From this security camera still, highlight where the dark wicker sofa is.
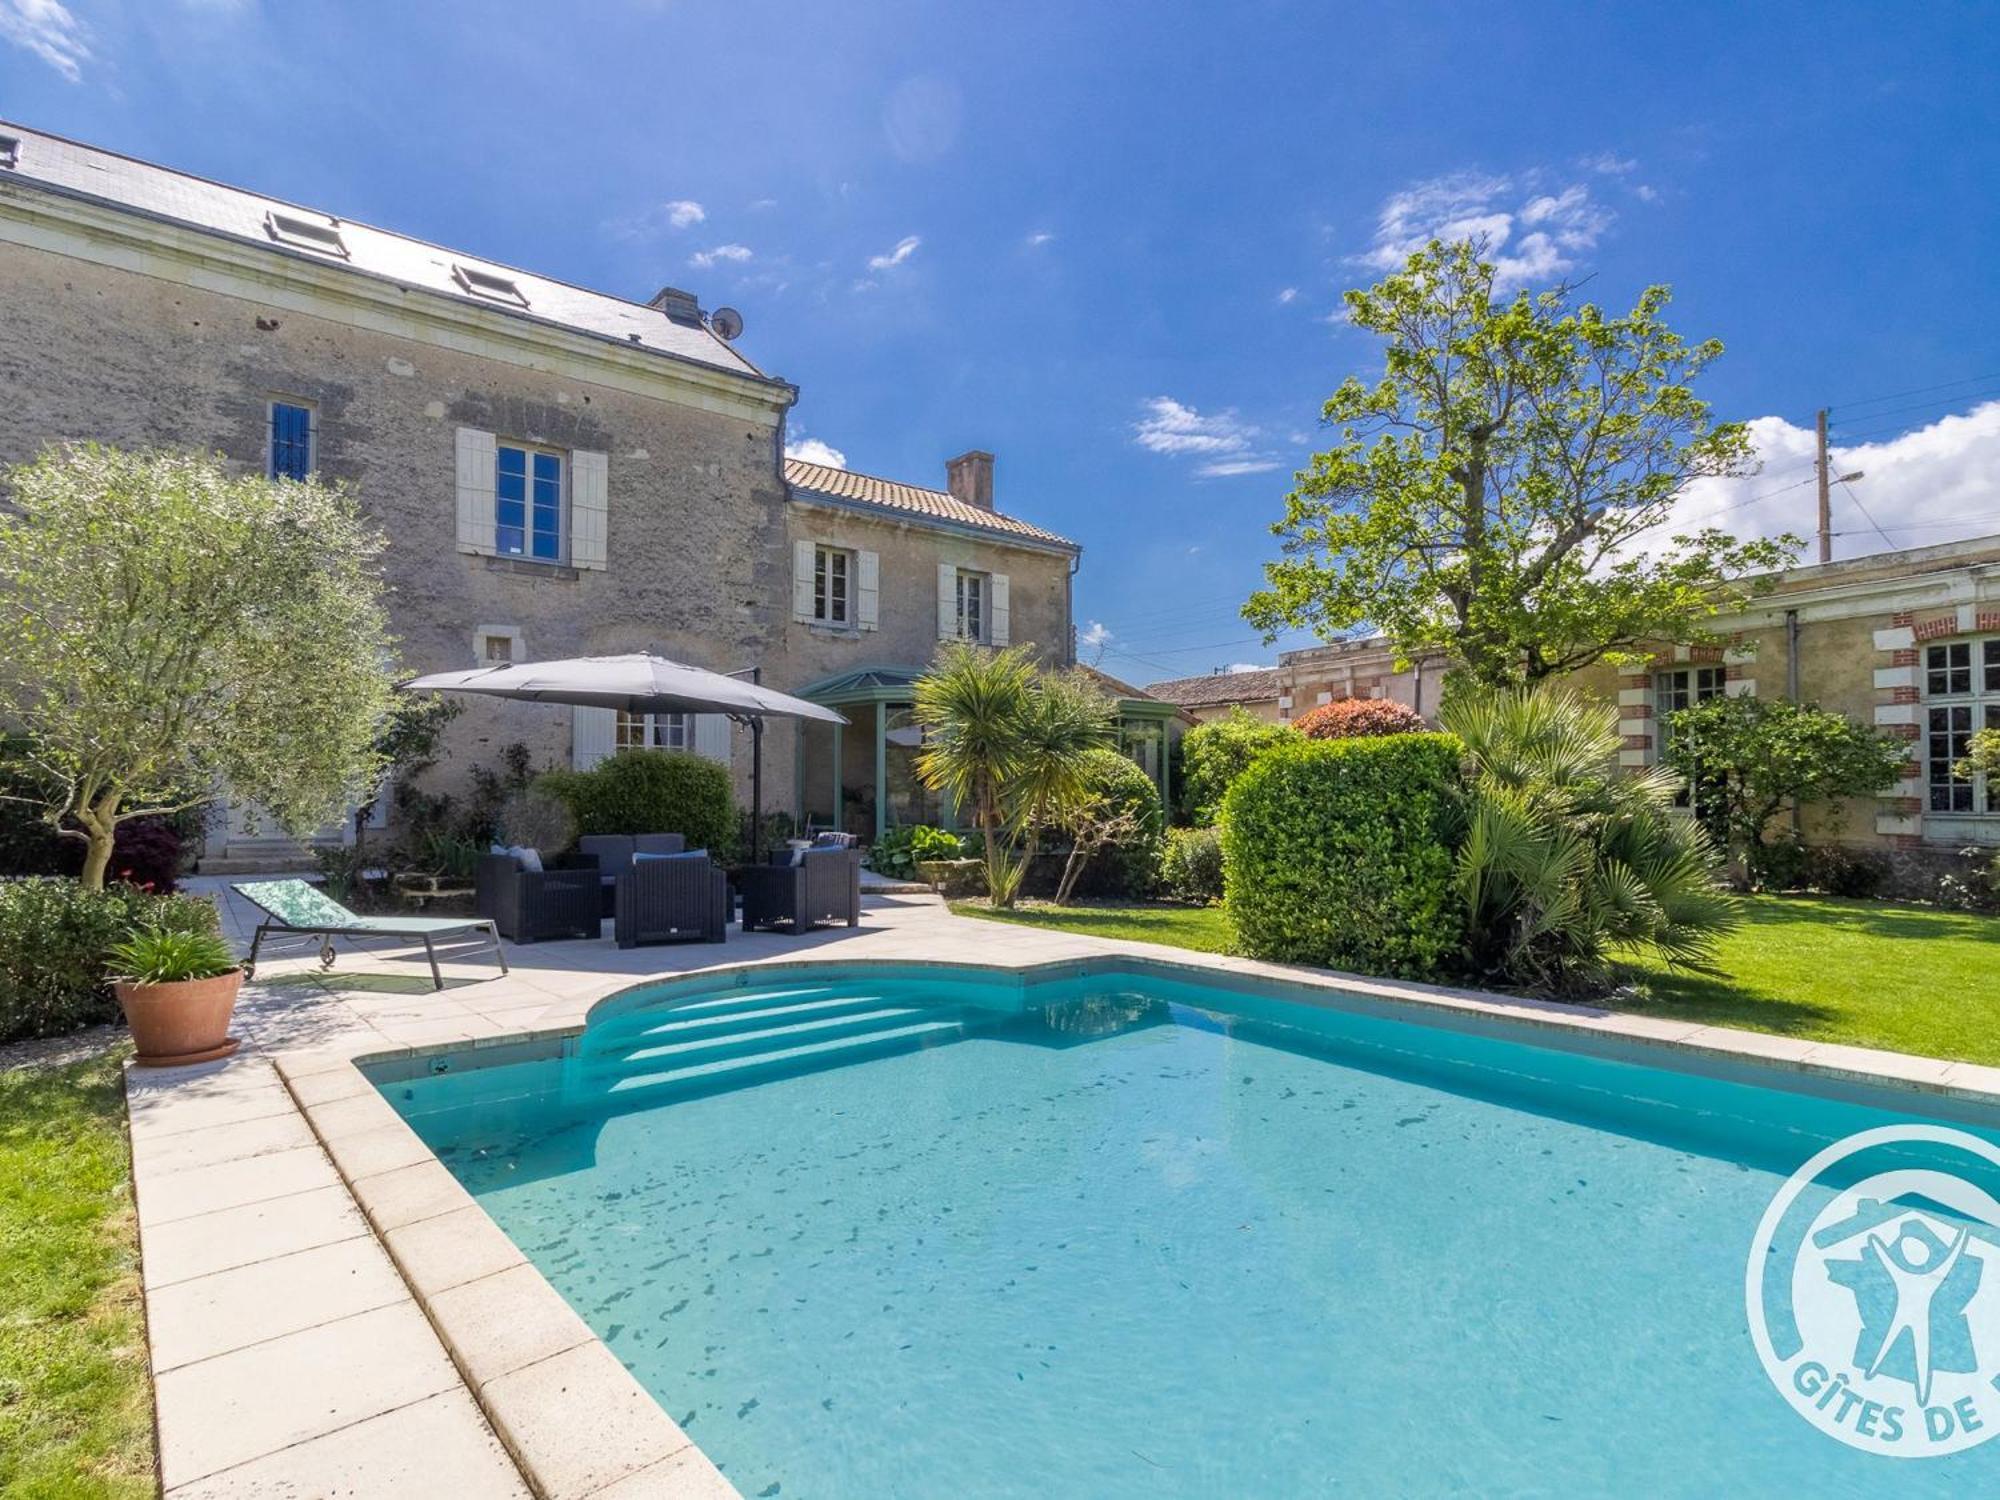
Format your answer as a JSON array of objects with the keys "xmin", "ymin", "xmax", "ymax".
[
  {"xmin": 475, "ymin": 854, "xmax": 601, "ymax": 943},
  {"xmin": 578, "ymin": 833, "xmax": 686, "ymax": 916},
  {"xmin": 615, "ymin": 853, "xmax": 730, "ymax": 947}
]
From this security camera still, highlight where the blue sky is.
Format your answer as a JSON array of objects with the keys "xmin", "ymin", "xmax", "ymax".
[{"xmin": 5, "ymin": 1, "xmax": 1999, "ymax": 684}]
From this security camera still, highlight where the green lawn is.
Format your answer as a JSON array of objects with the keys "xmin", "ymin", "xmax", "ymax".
[
  {"xmin": 955, "ymin": 894, "xmax": 2000, "ymax": 1066},
  {"xmin": 0, "ymin": 1046, "xmax": 156, "ymax": 1500}
]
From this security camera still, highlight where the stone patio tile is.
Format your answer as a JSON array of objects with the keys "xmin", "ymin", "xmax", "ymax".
[
  {"xmin": 283, "ymin": 1062, "xmax": 377, "ymax": 1108},
  {"xmin": 137, "ymin": 1144, "xmax": 340, "ymax": 1228},
  {"xmin": 480, "ymin": 1341, "xmax": 689, "ymax": 1500},
  {"xmin": 429, "ymin": 1262, "xmax": 597, "ymax": 1389},
  {"xmin": 130, "ymin": 1107, "xmax": 318, "ymax": 1178},
  {"xmin": 1677, "ymin": 1025, "xmax": 1819, "ymax": 1063},
  {"xmin": 1800, "ymin": 1041, "xmax": 1956, "ymax": 1086},
  {"xmin": 148, "ymin": 1235, "xmax": 410, "ymax": 1372},
  {"xmin": 164, "ymin": 1388, "xmax": 529, "ymax": 1500},
  {"xmin": 324, "ymin": 1120, "xmax": 438, "ymax": 1179},
  {"xmin": 127, "ymin": 1072, "xmax": 296, "ymax": 1139},
  {"xmin": 141, "ymin": 1182, "xmax": 368, "ymax": 1290},
  {"xmin": 588, "ymin": 1444, "xmax": 737, "ymax": 1500},
  {"xmin": 348, "ymin": 1157, "xmax": 468, "ymax": 1232},
  {"xmin": 1941, "ymin": 1061, "xmax": 2000, "ymax": 1100},
  {"xmin": 154, "ymin": 1301, "xmax": 462, "ymax": 1490},
  {"xmin": 301, "ymin": 1090, "xmax": 406, "ymax": 1140},
  {"xmin": 384, "ymin": 1203, "xmax": 527, "ymax": 1298}
]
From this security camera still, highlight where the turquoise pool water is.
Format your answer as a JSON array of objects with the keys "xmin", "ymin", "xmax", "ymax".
[{"xmin": 383, "ymin": 964, "xmax": 2000, "ymax": 1497}]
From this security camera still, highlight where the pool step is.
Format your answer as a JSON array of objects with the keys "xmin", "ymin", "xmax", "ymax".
[
  {"xmin": 585, "ymin": 984, "xmax": 852, "ymax": 1041},
  {"xmin": 584, "ymin": 1003, "xmax": 947, "ymax": 1075},
  {"xmin": 599, "ymin": 1017, "xmax": 969, "ymax": 1103},
  {"xmin": 594, "ymin": 992, "xmax": 910, "ymax": 1051}
]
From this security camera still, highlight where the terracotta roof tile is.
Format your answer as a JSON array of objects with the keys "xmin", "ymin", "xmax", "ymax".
[
  {"xmin": 784, "ymin": 458, "xmax": 1076, "ymax": 550},
  {"xmin": 1142, "ymin": 669, "xmax": 1282, "ymax": 707}
]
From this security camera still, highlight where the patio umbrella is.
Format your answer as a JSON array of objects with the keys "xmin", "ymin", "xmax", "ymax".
[{"xmin": 399, "ymin": 653, "xmax": 848, "ymax": 861}]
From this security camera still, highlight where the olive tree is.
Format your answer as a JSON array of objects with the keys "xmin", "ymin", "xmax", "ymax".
[{"xmin": 0, "ymin": 445, "xmax": 400, "ymax": 889}]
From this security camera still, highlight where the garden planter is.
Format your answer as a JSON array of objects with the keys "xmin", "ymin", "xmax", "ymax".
[{"xmin": 114, "ymin": 969, "xmax": 243, "ymax": 1066}]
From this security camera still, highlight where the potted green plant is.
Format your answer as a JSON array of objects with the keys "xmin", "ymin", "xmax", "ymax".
[{"xmin": 108, "ymin": 926, "xmax": 244, "ymax": 1066}]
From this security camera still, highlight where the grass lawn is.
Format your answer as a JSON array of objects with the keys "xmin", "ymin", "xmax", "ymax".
[
  {"xmin": 0, "ymin": 1045, "xmax": 156, "ymax": 1499},
  {"xmin": 955, "ymin": 894, "xmax": 2000, "ymax": 1066}
]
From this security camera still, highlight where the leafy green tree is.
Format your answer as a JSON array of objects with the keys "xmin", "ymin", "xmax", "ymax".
[
  {"xmin": 913, "ymin": 644, "xmax": 1040, "ymax": 906},
  {"xmin": 1180, "ymin": 708, "xmax": 1298, "ymax": 826},
  {"xmin": 1663, "ymin": 695, "xmax": 1906, "ymax": 881},
  {"xmin": 1445, "ymin": 684, "xmax": 1738, "ymax": 994},
  {"xmin": 1245, "ymin": 240, "xmax": 1794, "ymax": 686},
  {"xmin": 1006, "ymin": 669, "xmax": 1118, "ymax": 865},
  {"xmin": 1962, "ymin": 727, "xmax": 2000, "ymax": 782},
  {"xmin": 0, "ymin": 445, "xmax": 399, "ymax": 889}
]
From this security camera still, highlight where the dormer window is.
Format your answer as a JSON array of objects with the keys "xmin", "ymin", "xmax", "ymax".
[
  {"xmin": 0, "ymin": 135, "xmax": 19, "ymax": 170},
  {"xmin": 264, "ymin": 210, "xmax": 348, "ymax": 258},
  {"xmin": 452, "ymin": 263, "xmax": 529, "ymax": 307}
]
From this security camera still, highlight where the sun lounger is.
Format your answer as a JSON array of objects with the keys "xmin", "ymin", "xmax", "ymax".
[{"xmin": 233, "ymin": 878, "xmax": 508, "ymax": 990}]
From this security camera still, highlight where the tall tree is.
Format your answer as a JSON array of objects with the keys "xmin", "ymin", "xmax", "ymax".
[
  {"xmin": 1245, "ymin": 240, "xmax": 1794, "ymax": 686},
  {"xmin": 0, "ymin": 445, "xmax": 400, "ymax": 889}
]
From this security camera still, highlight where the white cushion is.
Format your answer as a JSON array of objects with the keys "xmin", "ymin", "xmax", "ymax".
[{"xmin": 508, "ymin": 845, "xmax": 544, "ymax": 873}]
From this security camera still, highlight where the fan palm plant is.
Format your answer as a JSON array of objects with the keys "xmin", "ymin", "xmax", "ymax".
[{"xmin": 1442, "ymin": 683, "xmax": 1738, "ymax": 995}]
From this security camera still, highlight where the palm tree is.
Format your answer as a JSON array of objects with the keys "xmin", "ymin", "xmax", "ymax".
[
  {"xmin": 913, "ymin": 643, "xmax": 1037, "ymax": 905},
  {"xmin": 1442, "ymin": 683, "xmax": 1739, "ymax": 995},
  {"xmin": 1007, "ymin": 669, "xmax": 1117, "ymax": 863}
]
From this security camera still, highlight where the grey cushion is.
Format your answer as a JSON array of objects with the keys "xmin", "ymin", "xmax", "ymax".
[{"xmin": 633, "ymin": 833, "xmax": 688, "ymax": 858}]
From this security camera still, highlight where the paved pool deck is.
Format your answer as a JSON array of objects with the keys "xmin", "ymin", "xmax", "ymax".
[{"xmin": 129, "ymin": 877, "xmax": 2000, "ymax": 1498}]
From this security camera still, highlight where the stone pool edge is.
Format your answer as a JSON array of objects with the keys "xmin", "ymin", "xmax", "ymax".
[{"xmin": 273, "ymin": 939, "xmax": 2000, "ymax": 1500}]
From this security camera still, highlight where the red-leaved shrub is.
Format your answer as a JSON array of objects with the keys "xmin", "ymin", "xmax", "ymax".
[{"xmin": 1293, "ymin": 697, "xmax": 1426, "ymax": 740}]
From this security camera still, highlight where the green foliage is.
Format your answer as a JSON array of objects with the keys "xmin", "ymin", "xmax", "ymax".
[
  {"xmin": 1158, "ymin": 825, "xmax": 1225, "ymax": 904},
  {"xmin": 1959, "ymin": 726, "xmax": 2000, "ymax": 780},
  {"xmin": 1180, "ymin": 708, "xmax": 1298, "ymax": 826},
  {"xmin": 1221, "ymin": 735, "xmax": 1465, "ymax": 978},
  {"xmin": 1244, "ymin": 241, "xmax": 1793, "ymax": 685},
  {"xmin": 1061, "ymin": 748, "xmax": 1164, "ymax": 898},
  {"xmin": 536, "ymin": 750, "xmax": 734, "ymax": 853},
  {"xmin": 1008, "ymin": 669, "xmax": 1119, "ymax": 848},
  {"xmin": 1804, "ymin": 845, "xmax": 1889, "ymax": 900},
  {"xmin": 106, "ymin": 926, "xmax": 237, "ymax": 985},
  {"xmin": 1293, "ymin": 696, "xmax": 1426, "ymax": 740},
  {"xmin": 0, "ymin": 445, "xmax": 400, "ymax": 888},
  {"xmin": 866, "ymin": 825, "xmax": 966, "ymax": 879},
  {"xmin": 1445, "ymin": 685, "xmax": 1738, "ymax": 994},
  {"xmin": 1661, "ymin": 694, "xmax": 1906, "ymax": 883},
  {"xmin": 0, "ymin": 880, "xmax": 220, "ymax": 1043}
]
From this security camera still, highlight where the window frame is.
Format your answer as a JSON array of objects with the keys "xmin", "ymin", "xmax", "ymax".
[
  {"xmin": 616, "ymin": 711, "xmax": 691, "ymax": 752},
  {"xmin": 1652, "ymin": 664, "xmax": 1727, "ymax": 756},
  {"xmin": 814, "ymin": 544, "xmax": 855, "ymax": 626},
  {"xmin": 267, "ymin": 398, "xmax": 315, "ymax": 482},
  {"xmin": 955, "ymin": 568, "xmax": 987, "ymax": 643},
  {"xmin": 1922, "ymin": 638, "xmax": 2000, "ymax": 815},
  {"xmin": 494, "ymin": 441, "xmax": 567, "ymax": 564}
]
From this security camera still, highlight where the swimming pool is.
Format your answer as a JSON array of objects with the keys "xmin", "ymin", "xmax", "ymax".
[{"xmin": 380, "ymin": 961, "xmax": 2000, "ymax": 1497}]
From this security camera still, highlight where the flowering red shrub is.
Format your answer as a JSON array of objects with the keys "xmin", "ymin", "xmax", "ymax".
[{"xmin": 1293, "ymin": 697, "xmax": 1426, "ymax": 741}]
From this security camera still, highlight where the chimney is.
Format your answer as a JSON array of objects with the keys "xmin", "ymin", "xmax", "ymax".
[
  {"xmin": 946, "ymin": 450, "xmax": 995, "ymax": 511},
  {"xmin": 648, "ymin": 285, "xmax": 702, "ymax": 326}
]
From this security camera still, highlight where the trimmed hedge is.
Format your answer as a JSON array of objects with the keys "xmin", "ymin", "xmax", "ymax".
[
  {"xmin": 1157, "ymin": 826, "xmax": 1224, "ymax": 904},
  {"xmin": 1293, "ymin": 697, "xmax": 1425, "ymax": 740},
  {"xmin": 535, "ymin": 750, "xmax": 734, "ymax": 855},
  {"xmin": 1221, "ymin": 733, "xmax": 1465, "ymax": 978},
  {"xmin": 0, "ymin": 879, "xmax": 221, "ymax": 1043},
  {"xmin": 1180, "ymin": 709, "xmax": 1298, "ymax": 826}
]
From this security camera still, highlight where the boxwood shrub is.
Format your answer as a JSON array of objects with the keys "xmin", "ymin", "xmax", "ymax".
[
  {"xmin": 0, "ymin": 878, "xmax": 221, "ymax": 1043},
  {"xmin": 1221, "ymin": 733, "xmax": 1465, "ymax": 979},
  {"xmin": 1157, "ymin": 826, "xmax": 1224, "ymax": 904},
  {"xmin": 535, "ymin": 750, "xmax": 734, "ymax": 855}
]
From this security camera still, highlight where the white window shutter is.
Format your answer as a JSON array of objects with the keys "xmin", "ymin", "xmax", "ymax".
[
  {"xmin": 937, "ymin": 563, "xmax": 957, "ymax": 640},
  {"xmin": 455, "ymin": 427, "xmax": 496, "ymax": 555},
  {"xmin": 693, "ymin": 713, "xmax": 731, "ymax": 766},
  {"xmin": 572, "ymin": 706, "xmax": 616, "ymax": 770},
  {"xmin": 570, "ymin": 449, "xmax": 608, "ymax": 570},
  {"xmin": 793, "ymin": 540, "xmax": 816, "ymax": 621},
  {"xmin": 990, "ymin": 573, "xmax": 1011, "ymax": 647},
  {"xmin": 857, "ymin": 550, "xmax": 879, "ymax": 631}
]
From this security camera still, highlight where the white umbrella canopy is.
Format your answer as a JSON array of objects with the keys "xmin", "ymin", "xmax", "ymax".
[{"xmin": 399, "ymin": 653, "xmax": 848, "ymax": 724}]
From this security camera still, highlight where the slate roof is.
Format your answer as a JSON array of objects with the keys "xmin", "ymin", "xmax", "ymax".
[
  {"xmin": 1142, "ymin": 668, "xmax": 1282, "ymax": 707},
  {"xmin": 784, "ymin": 458, "xmax": 1077, "ymax": 550},
  {"xmin": 0, "ymin": 119, "xmax": 773, "ymax": 385}
]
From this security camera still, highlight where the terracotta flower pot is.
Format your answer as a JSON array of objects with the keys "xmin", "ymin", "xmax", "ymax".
[{"xmin": 114, "ymin": 969, "xmax": 244, "ymax": 1067}]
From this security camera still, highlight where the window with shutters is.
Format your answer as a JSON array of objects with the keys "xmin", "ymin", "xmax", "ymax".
[
  {"xmin": 814, "ymin": 546, "xmax": 854, "ymax": 625},
  {"xmin": 955, "ymin": 569, "xmax": 986, "ymax": 642},
  {"xmin": 1923, "ymin": 639, "xmax": 2000, "ymax": 814},
  {"xmin": 268, "ymin": 400, "xmax": 314, "ymax": 481},
  {"xmin": 496, "ymin": 443, "xmax": 564, "ymax": 562},
  {"xmin": 616, "ymin": 711, "xmax": 690, "ymax": 751}
]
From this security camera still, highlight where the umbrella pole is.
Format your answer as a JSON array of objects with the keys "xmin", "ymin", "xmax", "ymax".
[{"xmin": 750, "ymin": 717, "xmax": 764, "ymax": 863}]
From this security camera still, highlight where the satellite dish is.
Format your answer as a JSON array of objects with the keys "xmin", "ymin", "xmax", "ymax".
[{"xmin": 709, "ymin": 306, "xmax": 744, "ymax": 342}]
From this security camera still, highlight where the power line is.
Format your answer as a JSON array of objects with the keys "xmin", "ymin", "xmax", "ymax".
[
  {"xmin": 1835, "ymin": 476, "xmax": 1897, "ymax": 553},
  {"xmin": 1827, "ymin": 370, "xmax": 2000, "ymax": 413}
]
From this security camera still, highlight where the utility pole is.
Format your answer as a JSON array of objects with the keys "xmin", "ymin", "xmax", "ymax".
[{"xmin": 1815, "ymin": 408, "xmax": 1833, "ymax": 564}]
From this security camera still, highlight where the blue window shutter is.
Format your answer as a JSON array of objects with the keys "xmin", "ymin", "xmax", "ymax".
[{"xmin": 270, "ymin": 402, "xmax": 312, "ymax": 481}]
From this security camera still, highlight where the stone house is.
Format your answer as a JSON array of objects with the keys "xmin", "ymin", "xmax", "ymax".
[
  {"xmin": 0, "ymin": 119, "xmax": 1078, "ymax": 864},
  {"xmin": 1143, "ymin": 667, "xmax": 1285, "ymax": 725}
]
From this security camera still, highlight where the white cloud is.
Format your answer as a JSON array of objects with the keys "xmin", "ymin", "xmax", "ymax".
[
  {"xmin": 1359, "ymin": 169, "xmax": 1614, "ymax": 288},
  {"xmin": 1579, "ymin": 151, "xmax": 1637, "ymax": 175},
  {"xmin": 1, "ymin": 0, "xmax": 89, "ymax": 79},
  {"xmin": 664, "ymin": 200, "xmax": 706, "ymax": 229},
  {"xmin": 1659, "ymin": 401, "xmax": 2000, "ymax": 560},
  {"xmin": 1277, "ymin": 287, "xmax": 1299, "ymax": 304},
  {"xmin": 785, "ymin": 436, "xmax": 848, "ymax": 469},
  {"xmin": 1026, "ymin": 231, "xmax": 1056, "ymax": 248},
  {"xmin": 689, "ymin": 243, "xmax": 753, "ymax": 269},
  {"xmin": 1226, "ymin": 662, "xmax": 1269, "ymax": 674},
  {"xmin": 1079, "ymin": 620, "xmax": 1113, "ymax": 651},
  {"xmin": 1133, "ymin": 397, "xmax": 1287, "ymax": 478},
  {"xmin": 867, "ymin": 235, "xmax": 922, "ymax": 271},
  {"xmin": 1197, "ymin": 456, "xmax": 1287, "ymax": 478}
]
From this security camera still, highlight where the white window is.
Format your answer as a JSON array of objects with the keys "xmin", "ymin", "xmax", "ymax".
[
  {"xmin": 1653, "ymin": 665, "xmax": 1726, "ymax": 756},
  {"xmin": 264, "ymin": 210, "xmax": 347, "ymax": 259},
  {"xmin": 1923, "ymin": 639, "xmax": 2000, "ymax": 814},
  {"xmin": 616, "ymin": 711, "xmax": 691, "ymax": 752},
  {"xmin": 815, "ymin": 546, "xmax": 853, "ymax": 625},
  {"xmin": 476, "ymin": 627, "xmax": 522, "ymax": 666},
  {"xmin": 496, "ymin": 443, "xmax": 564, "ymax": 562},
  {"xmin": 956, "ymin": 569, "xmax": 986, "ymax": 642},
  {"xmin": 453, "ymin": 263, "xmax": 529, "ymax": 307}
]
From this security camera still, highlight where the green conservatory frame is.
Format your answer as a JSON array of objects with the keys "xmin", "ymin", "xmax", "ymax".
[{"xmin": 798, "ymin": 666, "xmax": 1179, "ymax": 842}]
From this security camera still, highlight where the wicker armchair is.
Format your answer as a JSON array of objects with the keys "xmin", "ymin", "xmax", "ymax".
[
  {"xmin": 476, "ymin": 855, "xmax": 602, "ymax": 943},
  {"xmin": 578, "ymin": 834, "xmax": 687, "ymax": 915},
  {"xmin": 615, "ymin": 855, "xmax": 729, "ymax": 947},
  {"xmin": 738, "ymin": 847, "xmax": 862, "ymax": 933}
]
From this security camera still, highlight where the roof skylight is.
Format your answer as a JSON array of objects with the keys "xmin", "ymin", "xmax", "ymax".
[
  {"xmin": 0, "ymin": 135, "xmax": 19, "ymax": 170},
  {"xmin": 264, "ymin": 210, "xmax": 348, "ymax": 258},
  {"xmin": 452, "ymin": 263, "xmax": 530, "ymax": 307}
]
